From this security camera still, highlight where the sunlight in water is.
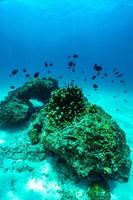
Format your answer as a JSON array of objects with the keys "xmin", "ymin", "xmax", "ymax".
[{"xmin": 27, "ymin": 178, "xmax": 45, "ymax": 192}]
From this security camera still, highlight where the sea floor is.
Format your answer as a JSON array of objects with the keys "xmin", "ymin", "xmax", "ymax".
[{"xmin": 0, "ymin": 86, "xmax": 133, "ymax": 200}]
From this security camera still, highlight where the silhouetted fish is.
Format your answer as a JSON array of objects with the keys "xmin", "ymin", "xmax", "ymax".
[
  {"xmin": 49, "ymin": 63, "xmax": 53, "ymax": 66},
  {"xmin": 91, "ymin": 75, "xmax": 97, "ymax": 80},
  {"xmin": 47, "ymin": 70, "xmax": 51, "ymax": 74},
  {"xmin": 11, "ymin": 69, "xmax": 18, "ymax": 75},
  {"xmin": 23, "ymin": 69, "xmax": 27, "ymax": 72},
  {"xmin": 44, "ymin": 62, "xmax": 48, "ymax": 67},
  {"xmin": 113, "ymin": 68, "xmax": 117, "ymax": 72},
  {"xmin": 123, "ymin": 90, "xmax": 127, "ymax": 93},
  {"xmin": 93, "ymin": 84, "xmax": 98, "ymax": 89},
  {"xmin": 93, "ymin": 64, "xmax": 102, "ymax": 72},
  {"xmin": 10, "ymin": 86, "xmax": 15, "ymax": 89},
  {"xmin": 117, "ymin": 74, "xmax": 123, "ymax": 78},
  {"xmin": 34, "ymin": 72, "xmax": 39, "ymax": 78},
  {"xmin": 26, "ymin": 74, "xmax": 30, "ymax": 78},
  {"xmin": 104, "ymin": 73, "xmax": 108, "ymax": 77},
  {"xmin": 114, "ymin": 71, "xmax": 119, "ymax": 75},
  {"xmin": 68, "ymin": 61, "xmax": 73, "ymax": 67},
  {"xmin": 73, "ymin": 54, "xmax": 79, "ymax": 58}
]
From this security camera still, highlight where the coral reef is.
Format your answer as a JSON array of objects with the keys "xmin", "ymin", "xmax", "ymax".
[
  {"xmin": 88, "ymin": 180, "xmax": 111, "ymax": 200},
  {"xmin": 28, "ymin": 85, "xmax": 131, "ymax": 198},
  {"xmin": 0, "ymin": 77, "xmax": 58, "ymax": 128},
  {"xmin": 45, "ymin": 85, "xmax": 86, "ymax": 126}
]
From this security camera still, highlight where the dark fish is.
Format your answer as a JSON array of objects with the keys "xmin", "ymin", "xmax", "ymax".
[
  {"xmin": 117, "ymin": 74, "xmax": 123, "ymax": 78},
  {"xmin": 120, "ymin": 80, "xmax": 124, "ymax": 83},
  {"xmin": 111, "ymin": 80, "xmax": 115, "ymax": 83},
  {"xmin": 116, "ymin": 108, "xmax": 119, "ymax": 111},
  {"xmin": 73, "ymin": 54, "xmax": 79, "ymax": 58},
  {"xmin": 26, "ymin": 74, "xmax": 30, "ymax": 78},
  {"xmin": 34, "ymin": 72, "xmax": 39, "ymax": 78},
  {"xmin": 114, "ymin": 71, "xmax": 119, "ymax": 75},
  {"xmin": 93, "ymin": 84, "xmax": 98, "ymax": 89},
  {"xmin": 10, "ymin": 86, "xmax": 15, "ymax": 89},
  {"xmin": 113, "ymin": 95, "xmax": 117, "ymax": 98},
  {"xmin": 44, "ymin": 62, "xmax": 48, "ymax": 67},
  {"xmin": 72, "ymin": 68, "xmax": 75, "ymax": 72},
  {"xmin": 68, "ymin": 61, "xmax": 73, "ymax": 67},
  {"xmin": 23, "ymin": 69, "xmax": 27, "ymax": 72},
  {"xmin": 123, "ymin": 90, "xmax": 127, "ymax": 93},
  {"xmin": 49, "ymin": 63, "xmax": 53, "ymax": 66},
  {"xmin": 11, "ymin": 69, "xmax": 18, "ymax": 75},
  {"xmin": 94, "ymin": 64, "xmax": 102, "ymax": 71},
  {"xmin": 104, "ymin": 73, "xmax": 108, "ymax": 77},
  {"xmin": 47, "ymin": 70, "xmax": 51, "ymax": 74},
  {"xmin": 42, "ymin": 77, "xmax": 46, "ymax": 80},
  {"xmin": 71, "ymin": 80, "xmax": 75, "ymax": 82},
  {"xmin": 113, "ymin": 68, "xmax": 117, "ymax": 72},
  {"xmin": 91, "ymin": 75, "xmax": 96, "ymax": 80}
]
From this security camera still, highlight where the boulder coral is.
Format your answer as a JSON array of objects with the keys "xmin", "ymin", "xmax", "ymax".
[{"xmin": 0, "ymin": 77, "xmax": 58, "ymax": 128}]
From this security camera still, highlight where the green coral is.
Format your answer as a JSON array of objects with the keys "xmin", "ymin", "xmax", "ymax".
[
  {"xmin": 88, "ymin": 180, "xmax": 111, "ymax": 200},
  {"xmin": 45, "ymin": 85, "xmax": 86, "ymax": 126}
]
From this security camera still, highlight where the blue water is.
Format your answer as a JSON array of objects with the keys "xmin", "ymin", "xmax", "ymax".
[{"xmin": 0, "ymin": 0, "xmax": 133, "ymax": 200}]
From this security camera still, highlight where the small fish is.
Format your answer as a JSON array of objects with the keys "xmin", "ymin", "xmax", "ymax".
[
  {"xmin": 23, "ymin": 69, "xmax": 27, "ymax": 72},
  {"xmin": 68, "ymin": 61, "xmax": 73, "ymax": 67},
  {"xmin": 26, "ymin": 74, "xmax": 30, "ymax": 78},
  {"xmin": 123, "ymin": 90, "xmax": 127, "ymax": 93},
  {"xmin": 42, "ymin": 77, "xmax": 46, "ymax": 80},
  {"xmin": 91, "ymin": 75, "xmax": 97, "ymax": 80},
  {"xmin": 111, "ymin": 80, "xmax": 115, "ymax": 83},
  {"xmin": 47, "ymin": 70, "xmax": 51, "ymax": 74},
  {"xmin": 11, "ymin": 69, "xmax": 18, "ymax": 75},
  {"xmin": 120, "ymin": 80, "xmax": 124, "ymax": 83},
  {"xmin": 72, "ymin": 68, "xmax": 75, "ymax": 72},
  {"xmin": 10, "ymin": 86, "xmax": 15, "ymax": 89},
  {"xmin": 34, "ymin": 72, "xmax": 39, "ymax": 78},
  {"xmin": 117, "ymin": 74, "xmax": 123, "ymax": 78},
  {"xmin": 116, "ymin": 108, "xmax": 119, "ymax": 111},
  {"xmin": 113, "ymin": 68, "xmax": 117, "ymax": 72},
  {"xmin": 124, "ymin": 99, "xmax": 128, "ymax": 103},
  {"xmin": 93, "ymin": 84, "xmax": 98, "ymax": 89},
  {"xmin": 104, "ymin": 73, "xmax": 108, "ymax": 77},
  {"xmin": 73, "ymin": 54, "xmax": 79, "ymax": 58},
  {"xmin": 44, "ymin": 62, "xmax": 48, "ymax": 67},
  {"xmin": 114, "ymin": 71, "xmax": 119, "ymax": 75},
  {"xmin": 49, "ymin": 63, "xmax": 53, "ymax": 66},
  {"xmin": 71, "ymin": 80, "xmax": 75, "ymax": 83},
  {"xmin": 94, "ymin": 64, "xmax": 102, "ymax": 72}
]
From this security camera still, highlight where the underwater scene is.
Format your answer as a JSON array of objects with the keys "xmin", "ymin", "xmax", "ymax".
[{"xmin": 0, "ymin": 0, "xmax": 133, "ymax": 199}]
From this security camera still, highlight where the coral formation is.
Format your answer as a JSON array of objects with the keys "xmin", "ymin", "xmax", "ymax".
[
  {"xmin": 88, "ymin": 180, "xmax": 111, "ymax": 200},
  {"xmin": 27, "ymin": 84, "xmax": 132, "ymax": 199},
  {"xmin": 0, "ymin": 77, "xmax": 58, "ymax": 128},
  {"xmin": 45, "ymin": 85, "xmax": 86, "ymax": 126},
  {"xmin": 28, "ymin": 85, "xmax": 131, "ymax": 183}
]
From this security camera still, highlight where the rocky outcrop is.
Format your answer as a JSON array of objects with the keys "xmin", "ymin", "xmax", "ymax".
[
  {"xmin": 0, "ymin": 77, "xmax": 58, "ymax": 128},
  {"xmin": 28, "ymin": 85, "xmax": 132, "ymax": 199}
]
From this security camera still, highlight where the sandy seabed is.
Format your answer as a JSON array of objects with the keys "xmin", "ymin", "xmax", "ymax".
[{"xmin": 0, "ymin": 86, "xmax": 133, "ymax": 200}]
